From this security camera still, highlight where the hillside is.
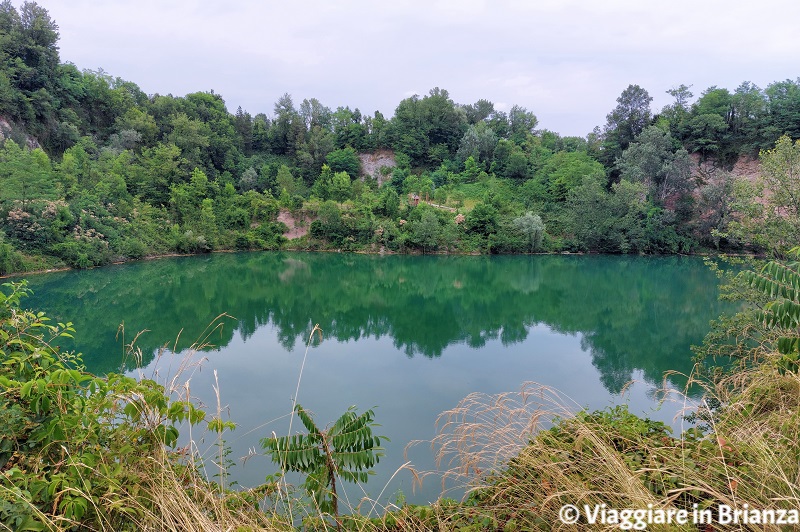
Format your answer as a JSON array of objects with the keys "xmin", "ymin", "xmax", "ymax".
[{"xmin": 1, "ymin": 2, "xmax": 800, "ymax": 275}]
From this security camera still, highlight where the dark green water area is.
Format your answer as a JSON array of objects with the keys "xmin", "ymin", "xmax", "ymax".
[{"xmin": 22, "ymin": 252, "xmax": 734, "ymax": 506}]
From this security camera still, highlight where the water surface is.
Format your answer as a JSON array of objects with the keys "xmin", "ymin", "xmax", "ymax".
[{"xmin": 23, "ymin": 252, "xmax": 731, "ymax": 505}]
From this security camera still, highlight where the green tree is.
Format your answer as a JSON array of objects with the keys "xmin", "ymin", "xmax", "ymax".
[
  {"xmin": 491, "ymin": 139, "xmax": 529, "ymax": 180},
  {"xmin": 329, "ymin": 171, "xmax": 352, "ymax": 202},
  {"xmin": 562, "ymin": 175, "xmax": 683, "ymax": 253},
  {"xmin": 1, "ymin": 1, "xmax": 60, "ymax": 134},
  {"xmin": 464, "ymin": 202, "xmax": 498, "ymax": 237},
  {"xmin": 300, "ymin": 97, "xmax": 332, "ymax": 131},
  {"xmin": 238, "ymin": 167, "xmax": 258, "ymax": 192},
  {"xmin": 233, "ymin": 105, "xmax": 253, "ymax": 155},
  {"xmin": 508, "ymin": 105, "xmax": 538, "ymax": 144},
  {"xmin": 600, "ymin": 85, "xmax": 653, "ymax": 172},
  {"xmin": 131, "ymin": 142, "xmax": 185, "ymax": 205},
  {"xmin": 169, "ymin": 167, "xmax": 211, "ymax": 226},
  {"xmin": 617, "ymin": 125, "xmax": 693, "ymax": 206},
  {"xmin": 762, "ymin": 78, "xmax": 800, "ymax": 142},
  {"xmin": 456, "ymin": 122, "xmax": 497, "ymax": 168},
  {"xmin": 375, "ymin": 186, "xmax": 399, "ymax": 219},
  {"xmin": 694, "ymin": 169, "xmax": 736, "ymax": 249},
  {"xmin": 461, "ymin": 155, "xmax": 486, "ymax": 182},
  {"xmin": 692, "ymin": 86, "xmax": 733, "ymax": 120},
  {"xmin": 512, "ymin": 211, "xmax": 545, "ymax": 252},
  {"xmin": 331, "ymin": 106, "xmax": 368, "ymax": 150},
  {"xmin": 407, "ymin": 208, "xmax": 442, "ymax": 253},
  {"xmin": 730, "ymin": 81, "xmax": 767, "ymax": 153},
  {"xmin": 167, "ymin": 112, "xmax": 211, "ymax": 169},
  {"xmin": 275, "ymin": 164, "xmax": 306, "ymax": 197},
  {"xmin": 0, "ymin": 236, "xmax": 24, "ymax": 274},
  {"xmin": 660, "ymin": 84, "xmax": 693, "ymax": 137},
  {"xmin": 684, "ymin": 113, "xmax": 728, "ymax": 159},
  {"xmin": 0, "ymin": 139, "xmax": 59, "ymax": 209},
  {"xmin": 115, "ymin": 107, "xmax": 158, "ymax": 146},
  {"xmin": 535, "ymin": 150, "xmax": 605, "ymax": 202},
  {"xmin": 728, "ymin": 135, "xmax": 800, "ymax": 257},
  {"xmin": 298, "ymin": 124, "xmax": 335, "ymax": 179},
  {"xmin": 390, "ymin": 88, "xmax": 467, "ymax": 166},
  {"xmin": 461, "ymin": 98, "xmax": 495, "ymax": 124},
  {"xmin": 261, "ymin": 404, "xmax": 384, "ymax": 526},
  {"xmin": 313, "ymin": 200, "xmax": 345, "ymax": 243},
  {"xmin": 680, "ymin": 86, "xmax": 737, "ymax": 159},
  {"xmin": 270, "ymin": 92, "xmax": 301, "ymax": 155},
  {"xmin": 326, "ymin": 146, "xmax": 361, "ymax": 179},
  {"xmin": 666, "ymin": 84, "xmax": 693, "ymax": 109}
]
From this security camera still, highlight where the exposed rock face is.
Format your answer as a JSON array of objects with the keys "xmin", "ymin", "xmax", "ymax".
[
  {"xmin": 278, "ymin": 208, "xmax": 312, "ymax": 240},
  {"xmin": 359, "ymin": 149, "xmax": 396, "ymax": 186},
  {"xmin": 691, "ymin": 152, "xmax": 761, "ymax": 183},
  {"xmin": 0, "ymin": 117, "xmax": 41, "ymax": 149},
  {"xmin": 729, "ymin": 154, "xmax": 761, "ymax": 183}
]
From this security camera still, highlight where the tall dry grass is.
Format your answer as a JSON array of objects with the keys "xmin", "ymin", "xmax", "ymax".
[
  {"xmin": 398, "ymin": 359, "xmax": 800, "ymax": 531},
  {"xmin": 10, "ymin": 276, "xmax": 799, "ymax": 531},
  {"xmin": 26, "ymin": 349, "xmax": 797, "ymax": 531}
]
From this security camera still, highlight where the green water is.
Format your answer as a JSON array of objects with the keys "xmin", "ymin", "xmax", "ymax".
[{"xmin": 22, "ymin": 252, "xmax": 733, "ymax": 505}]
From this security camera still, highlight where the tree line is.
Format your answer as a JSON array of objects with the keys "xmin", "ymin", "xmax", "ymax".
[{"xmin": 1, "ymin": 1, "xmax": 799, "ymax": 274}]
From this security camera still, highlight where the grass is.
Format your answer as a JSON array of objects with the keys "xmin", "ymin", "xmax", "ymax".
[
  {"xmin": 395, "ymin": 361, "xmax": 800, "ymax": 531},
  {"xmin": 5, "ymin": 263, "xmax": 800, "ymax": 531},
  {"xmin": 7, "ymin": 348, "xmax": 800, "ymax": 531}
]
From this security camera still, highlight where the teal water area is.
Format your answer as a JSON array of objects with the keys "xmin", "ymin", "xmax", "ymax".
[{"xmin": 22, "ymin": 252, "xmax": 733, "ymax": 506}]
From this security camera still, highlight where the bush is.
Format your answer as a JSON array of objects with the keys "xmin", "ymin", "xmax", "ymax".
[
  {"xmin": 0, "ymin": 282, "xmax": 210, "ymax": 529},
  {"xmin": 118, "ymin": 237, "xmax": 148, "ymax": 259},
  {"xmin": 170, "ymin": 227, "xmax": 212, "ymax": 254},
  {"xmin": 51, "ymin": 238, "xmax": 113, "ymax": 268},
  {"xmin": 0, "ymin": 241, "xmax": 24, "ymax": 274}
]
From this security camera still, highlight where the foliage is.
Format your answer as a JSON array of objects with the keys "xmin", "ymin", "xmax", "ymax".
[
  {"xmin": 528, "ymin": 150, "xmax": 604, "ymax": 203},
  {"xmin": 0, "ymin": 237, "xmax": 24, "ymax": 274},
  {"xmin": 405, "ymin": 208, "xmax": 443, "ymax": 253},
  {"xmin": 0, "ymin": 281, "xmax": 214, "ymax": 529},
  {"xmin": 740, "ymin": 248, "xmax": 800, "ymax": 372},
  {"xmin": 0, "ymin": 139, "xmax": 60, "ymax": 210},
  {"xmin": 511, "ymin": 211, "xmax": 545, "ymax": 252},
  {"xmin": 0, "ymin": 1, "xmax": 798, "ymax": 271},
  {"xmin": 724, "ymin": 135, "xmax": 800, "ymax": 257},
  {"xmin": 600, "ymin": 84, "xmax": 653, "ymax": 171},
  {"xmin": 617, "ymin": 125, "xmax": 693, "ymax": 206},
  {"xmin": 463, "ymin": 202, "xmax": 498, "ymax": 237},
  {"xmin": 563, "ymin": 176, "xmax": 688, "ymax": 254},
  {"xmin": 694, "ymin": 168, "xmax": 736, "ymax": 249},
  {"xmin": 325, "ymin": 146, "xmax": 361, "ymax": 179},
  {"xmin": 456, "ymin": 122, "xmax": 498, "ymax": 168},
  {"xmin": 261, "ymin": 404, "xmax": 385, "ymax": 525}
]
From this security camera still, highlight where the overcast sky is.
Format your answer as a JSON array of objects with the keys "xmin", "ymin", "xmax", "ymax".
[{"xmin": 35, "ymin": 0, "xmax": 800, "ymax": 137}]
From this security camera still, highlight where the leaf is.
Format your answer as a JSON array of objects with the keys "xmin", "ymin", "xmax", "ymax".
[
  {"xmin": 16, "ymin": 515, "xmax": 46, "ymax": 531},
  {"xmin": 295, "ymin": 404, "xmax": 321, "ymax": 436}
]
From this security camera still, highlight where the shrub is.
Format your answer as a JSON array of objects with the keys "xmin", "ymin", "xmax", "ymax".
[
  {"xmin": 50, "ymin": 237, "xmax": 113, "ymax": 269},
  {"xmin": 0, "ymin": 281, "xmax": 210, "ymax": 529},
  {"xmin": 118, "ymin": 237, "xmax": 148, "ymax": 259},
  {"xmin": 0, "ymin": 240, "xmax": 24, "ymax": 274}
]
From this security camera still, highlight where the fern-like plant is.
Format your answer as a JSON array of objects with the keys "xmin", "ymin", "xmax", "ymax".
[
  {"xmin": 741, "ymin": 247, "xmax": 800, "ymax": 372},
  {"xmin": 261, "ymin": 404, "xmax": 385, "ymax": 527}
]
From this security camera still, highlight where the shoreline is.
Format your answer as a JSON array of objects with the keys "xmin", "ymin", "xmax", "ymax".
[{"xmin": 0, "ymin": 244, "xmax": 759, "ymax": 280}]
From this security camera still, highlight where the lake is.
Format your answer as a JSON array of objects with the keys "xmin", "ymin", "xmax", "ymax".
[{"xmin": 21, "ymin": 252, "xmax": 732, "ymax": 508}]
